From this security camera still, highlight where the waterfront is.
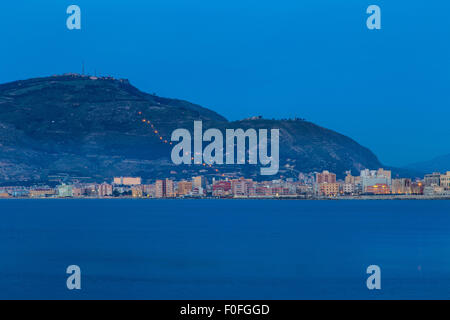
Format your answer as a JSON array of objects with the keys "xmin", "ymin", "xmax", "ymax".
[{"xmin": 1, "ymin": 199, "xmax": 450, "ymax": 299}]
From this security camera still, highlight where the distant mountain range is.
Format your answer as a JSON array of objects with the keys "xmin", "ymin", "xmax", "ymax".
[
  {"xmin": 0, "ymin": 74, "xmax": 388, "ymax": 184},
  {"xmin": 405, "ymin": 154, "xmax": 450, "ymax": 174}
]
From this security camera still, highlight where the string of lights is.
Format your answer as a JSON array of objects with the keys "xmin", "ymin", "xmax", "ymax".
[{"xmin": 138, "ymin": 111, "xmax": 222, "ymax": 175}]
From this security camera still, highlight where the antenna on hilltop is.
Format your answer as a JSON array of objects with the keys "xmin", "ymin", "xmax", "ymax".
[{"xmin": 82, "ymin": 61, "xmax": 85, "ymax": 75}]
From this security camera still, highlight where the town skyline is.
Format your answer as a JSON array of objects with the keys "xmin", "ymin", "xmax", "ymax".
[{"xmin": 1, "ymin": 168, "xmax": 449, "ymax": 200}]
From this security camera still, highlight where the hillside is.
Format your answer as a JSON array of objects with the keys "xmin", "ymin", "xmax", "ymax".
[{"xmin": 0, "ymin": 75, "xmax": 382, "ymax": 184}]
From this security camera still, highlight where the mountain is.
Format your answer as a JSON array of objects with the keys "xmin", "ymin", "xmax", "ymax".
[
  {"xmin": 0, "ymin": 74, "xmax": 382, "ymax": 184},
  {"xmin": 405, "ymin": 154, "xmax": 450, "ymax": 174}
]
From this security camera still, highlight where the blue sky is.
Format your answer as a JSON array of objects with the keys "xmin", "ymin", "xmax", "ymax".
[{"xmin": 0, "ymin": 0, "xmax": 449, "ymax": 166}]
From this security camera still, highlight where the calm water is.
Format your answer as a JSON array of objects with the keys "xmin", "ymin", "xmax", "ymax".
[{"xmin": 0, "ymin": 199, "xmax": 449, "ymax": 300}]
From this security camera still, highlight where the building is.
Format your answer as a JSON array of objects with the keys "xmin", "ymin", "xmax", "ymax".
[
  {"xmin": 298, "ymin": 173, "xmax": 315, "ymax": 185},
  {"xmin": 132, "ymin": 186, "xmax": 144, "ymax": 198},
  {"xmin": 57, "ymin": 184, "xmax": 73, "ymax": 197},
  {"xmin": 72, "ymin": 187, "xmax": 82, "ymax": 197},
  {"xmin": 192, "ymin": 176, "xmax": 207, "ymax": 189},
  {"xmin": 319, "ymin": 183, "xmax": 340, "ymax": 197},
  {"xmin": 98, "ymin": 183, "xmax": 113, "ymax": 197},
  {"xmin": 377, "ymin": 168, "xmax": 392, "ymax": 180},
  {"xmin": 155, "ymin": 180, "xmax": 165, "ymax": 198},
  {"xmin": 191, "ymin": 186, "xmax": 206, "ymax": 197},
  {"xmin": 391, "ymin": 178, "xmax": 411, "ymax": 194},
  {"xmin": 177, "ymin": 181, "xmax": 193, "ymax": 196},
  {"xmin": 296, "ymin": 184, "xmax": 313, "ymax": 196},
  {"xmin": 316, "ymin": 171, "xmax": 336, "ymax": 184},
  {"xmin": 424, "ymin": 172, "xmax": 441, "ymax": 187},
  {"xmin": 344, "ymin": 171, "xmax": 360, "ymax": 185},
  {"xmin": 366, "ymin": 184, "xmax": 390, "ymax": 195},
  {"xmin": 0, "ymin": 187, "xmax": 27, "ymax": 198},
  {"xmin": 360, "ymin": 169, "xmax": 391, "ymax": 192},
  {"xmin": 166, "ymin": 179, "xmax": 175, "ymax": 198},
  {"xmin": 155, "ymin": 179, "xmax": 175, "ymax": 198},
  {"xmin": 342, "ymin": 183, "xmax": 355, "ymax": 195},
  {"xmin": 440, "ymin": 172, "xmax": 450, "ymax": 190},
  {"xmin": 113, "ymin": 177, "xmax": 142, "ymax": 186},
  {"xmin": 11, "ymin": 189, "xmax": 29, "ymax": 198},
  {"xmin": 231, "ymin": 178, "xmax": 254, "ymax": 197},
  {"xmin": 410, "ymin": 181, "xmax": 424, "ymax": 195},
  {"xmin": 83, "ymin": 184, "xmax": 99, "ymax": 197},
  {"xmin": 30, "ymin": 188, "xmax": 56, "ymax": 198},
  {"xmin": 212, "ymin": 180, "xmax": 231, "ymax": 197},
  {"xmin": 253, "ymin": 183, "xmax": 270, "ymax": 197},
  {"xmin": 424, "ymin": 185, "xmax": 446, "ymax": 196},
  {"xmin": 142, "ymin": 184, "xmax": 155, "ymax": 197}
]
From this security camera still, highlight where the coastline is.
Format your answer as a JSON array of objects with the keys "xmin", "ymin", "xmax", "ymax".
[{"xmin": 1, "ymin": 195, "xmax": 449, "ymax": 200}]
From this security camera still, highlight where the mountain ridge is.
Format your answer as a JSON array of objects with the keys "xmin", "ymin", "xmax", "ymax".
[{"xmin": 405, "ymin": 153, "xmax": 450, "ymax": 174}]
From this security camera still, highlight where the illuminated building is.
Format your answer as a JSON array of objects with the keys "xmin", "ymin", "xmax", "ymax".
[
  {"xmin": 366, "ymin": 184, "xmax": 390, "ymax": 195},
  {"xmin": 391, "ymin": 178, "xmax": 411, "ymax": 194},
  {"xmin": 361, "ymin": 168, "xmax": 391, "ymax": 192},
  {"xmin": 410, "ymin": 181, "xmax": 424, "ymax": 195},
  {"xmin": 132, "ymin": 186, "xmax": 144, "ymax": 198}
]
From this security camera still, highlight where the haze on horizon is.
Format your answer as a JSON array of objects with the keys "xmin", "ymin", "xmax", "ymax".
[{"xmin": 0, "ymin": 0, "xmax": 449, "ymax": 167}]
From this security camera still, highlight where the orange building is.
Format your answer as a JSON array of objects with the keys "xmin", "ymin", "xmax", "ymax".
[
  {"xmin": 367, "ymin": 184, "xmax": 390, "ymax": 195},
  {"xmin": 132, "ymin": 186, "xmax": 144, "ymax": 198},
  {"xmin": 177, "ymin": 181, "xmax": 192, "ymax": 196},
  {"xmin": 319, "ymin": 183, "xmax": 340, "ymax": 197},
  {"xmin": 113, "ymin": 177, "xmax": 142, "ymax": 186},
  {"xmin": 316, "ymin": 171, "xmax": 336, "ymax": 184}
]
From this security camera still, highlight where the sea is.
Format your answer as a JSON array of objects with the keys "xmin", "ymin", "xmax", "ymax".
[{"xmin": 0, "ymin": 199, "xmax": 449, "ymax": 300}]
